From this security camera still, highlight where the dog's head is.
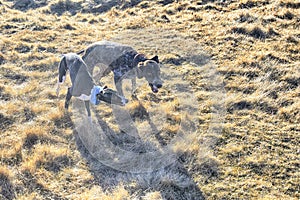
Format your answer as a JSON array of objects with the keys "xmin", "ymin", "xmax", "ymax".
[
  {"xmin": 96, "ymin": 86, "xmax": 128, "ymax": 106},
  {"xmin": 135, "ymin": 55, "xmax": 163, "ymax": 93}
]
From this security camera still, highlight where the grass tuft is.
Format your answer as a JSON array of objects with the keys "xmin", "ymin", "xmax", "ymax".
[
  {"xmin": 0, "ymin": 167, "xmax": 15, "ymax": 200},
  {"xmin": 231, "ymin": 26, "xmax": 268, "ymax": 40}
]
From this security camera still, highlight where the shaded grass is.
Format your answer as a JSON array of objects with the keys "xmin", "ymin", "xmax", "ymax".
[
  {"xmin": 0, "ymin": 167, "xmax": 15, "ymax": 200},
  {"xmin": 231, "ymin": 26, "xmax": 272, "ymax": 40},
  {"xmin": 0, "ymin": 113, "xmax": 14, "ymax": 130}
]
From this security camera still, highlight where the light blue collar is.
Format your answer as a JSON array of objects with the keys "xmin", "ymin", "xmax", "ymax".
[{"xmin": 90, "ymin": 85, "xmax": 104, "ymax": 105}]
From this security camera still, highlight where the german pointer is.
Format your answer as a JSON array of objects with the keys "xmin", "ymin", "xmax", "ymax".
[
  {"xmin": 78, "ymin": 41, "xmax": 163, "ymax": 97},
  {"xmin": 56, "ymin": 53, "xmax": 127, "ymax": 117}
]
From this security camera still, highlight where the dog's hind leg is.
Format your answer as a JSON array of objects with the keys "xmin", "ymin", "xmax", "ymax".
[
  {"xmin": 87, "ymin": 65, "xmax": 94, "ymax": 78},
  {"xmin": 92, "ymin": 65, "xmax": 111, "ymax": 84},
  {"xmin": 84, "ymin": 100, "xmax": 92, "ymax": 123},
  {"xmin": 65, "ymin": 87, "xmax": 72, "ymax": 110}
]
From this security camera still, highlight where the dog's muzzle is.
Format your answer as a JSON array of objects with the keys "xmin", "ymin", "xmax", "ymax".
[
  {"xmin": 97, "ymin": 88, "xmax": 128, "ymax": 106},
  {"xmin": 149, "ymin": 83, "xmax": 162, "ymax": 93}
]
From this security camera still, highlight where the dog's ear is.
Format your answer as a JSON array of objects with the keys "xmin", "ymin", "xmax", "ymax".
[{"xmin": 151, "ymin": 55, "xmax": 159, "ymax": 63}]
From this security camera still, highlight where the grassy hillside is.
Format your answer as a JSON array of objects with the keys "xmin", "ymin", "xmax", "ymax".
[{"xmin": 0, "ymin": 0, "xmax": 299, "ymax": 199}]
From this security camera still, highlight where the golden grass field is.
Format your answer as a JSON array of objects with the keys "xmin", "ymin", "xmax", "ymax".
[{"xmin": 0, "ymin": 0, "xmax": 299, "ymax": 199}]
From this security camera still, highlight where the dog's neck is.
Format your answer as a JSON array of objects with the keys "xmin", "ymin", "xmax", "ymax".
[
  {"xmin": 133, "ymin": 53, "xmax": 147, "ymax": 79},
  {"xmin": 136, "ymin": 63, "xmax": 145, "ymax": 79},
  {"xmin": 133, "ymin": 54, "xmax": 146, "ymax": 66}
]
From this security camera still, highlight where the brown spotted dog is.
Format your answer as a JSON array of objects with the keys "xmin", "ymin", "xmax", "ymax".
[{"xmin": 78, "ymin": 41, "xmax": 163, "ymax": 97}]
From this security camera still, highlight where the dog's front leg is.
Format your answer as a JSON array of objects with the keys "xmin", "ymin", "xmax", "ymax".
[
  {"xmin": 114, "ymin": 76, "xmax": 124, "ymax": 97},
  {"xmin": 84, "ymin": 101, "xmax": 91, "ymax": 117},
  {"xmin": 84, "ymin": 101, "xmax": 92, "ymax": 123},
  {"xmin": 65, "ymin": 87, "xmax": 72, "ymax": 110},
  {"xmin": 131, "ymin": 77, "xmax": 137, "ymax": 99}
]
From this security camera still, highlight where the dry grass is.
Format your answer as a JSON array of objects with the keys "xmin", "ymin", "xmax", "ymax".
[{"xmin": 0, "ymin": 0, "xmax": 299, "ymax": 199}]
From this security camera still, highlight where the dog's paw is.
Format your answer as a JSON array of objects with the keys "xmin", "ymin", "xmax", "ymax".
[
  {"xmin": 56, "ymin": 87, "xmax": 60, "ymax": 97},
  {"xmin": 87, "ymin": 116, "xmax": 93, "ymax": 125},
  {"xmin": 63, "ymin": 109, "xmax": 70, "ymax": 116}
]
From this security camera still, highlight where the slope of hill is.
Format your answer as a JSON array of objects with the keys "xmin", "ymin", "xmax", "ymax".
[{"xmin": 0, "ymin": 0, "xmax": 299, "ymax": 199}]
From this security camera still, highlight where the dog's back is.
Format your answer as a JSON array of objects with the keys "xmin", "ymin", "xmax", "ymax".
[
  {"xmin": 82, "ymin": 41, "xmax": 135, "ymax": 69},
  {"xmin": 79, "ymin": 41, "xmax": 163, "ymax": 96},
  {"xmin": 62, "ymin": 53, "xmax": 94, "ymax": 96}
]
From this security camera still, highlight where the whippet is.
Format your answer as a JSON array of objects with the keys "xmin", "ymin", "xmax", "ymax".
[
  {"xmin": 78, "ymin": 41, "xmax": 163, "ymax": 97},
  {"xmin": 56, "ymin": 53, "xmax": 127, "ymax": 117}
]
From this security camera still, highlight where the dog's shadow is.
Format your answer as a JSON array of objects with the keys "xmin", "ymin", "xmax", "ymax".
[{"xmin": 73, "ymin": 98, "xmax": 206, "ymax": 199}]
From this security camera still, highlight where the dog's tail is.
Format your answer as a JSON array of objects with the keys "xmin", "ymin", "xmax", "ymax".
[
  {"xmin": 77, "ymin": 49, "xmax": 85, "ymax": 55},
  {"xmin": 58, "ymin": 56, "xmax": 67, "ymax": 83}
]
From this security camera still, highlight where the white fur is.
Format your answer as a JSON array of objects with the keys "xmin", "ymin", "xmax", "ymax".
[
  {"xmin": 58, "ymin": 76, "xmax": 66, "ymax": 84},
  {"xmin": 121, "ymin": 97, "xmax": 127, "ymax": 105},
  {"xmin": 76, "ymin": 94, "xmax": 91, "ymax": 101}
]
